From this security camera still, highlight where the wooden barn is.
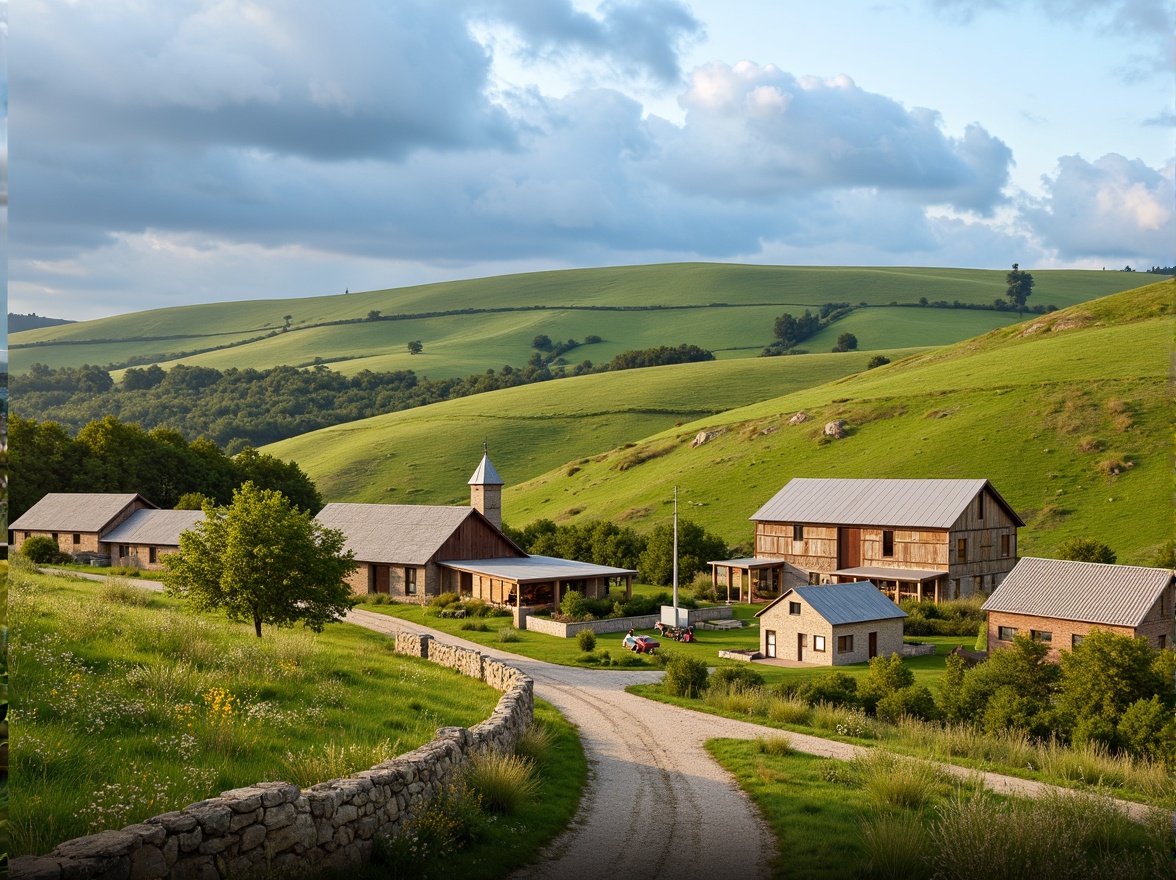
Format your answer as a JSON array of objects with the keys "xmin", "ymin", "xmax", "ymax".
[
  {"xmin": 9, "ymin": 493, "xmax": 157, "ymax": 560},
  {"xmin": 982, "ymin": 556, "xmax": 1175, "ymax": 660},
  {"xmin": 315, "ymin": 452, "xmax": 635, "ymax": 616},
  {"xmin": 100, "ymin": 508, "xmax": 205, "ymax": 570},
  {"xmin": 754, "ymin": 582, "xmax": 906, "ymax": 666},
  {"xmin": 712, "ymin": 478, "xmax": 1023, "ymax": 602}
]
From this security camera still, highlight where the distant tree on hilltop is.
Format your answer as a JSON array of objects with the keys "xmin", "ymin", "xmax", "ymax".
[{"xmin": 1005, "ymin": 263, "xmax": 1034, "ymax": 316}]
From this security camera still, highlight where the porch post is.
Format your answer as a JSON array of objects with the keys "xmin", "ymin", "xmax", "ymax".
[
  {"xmin": 917, "ymin": 580, "xmax": 923, "ymax": 602},
  {"xmin": 554, "ymin": 581, "xmax": 561, "ymax": 613},
  {"xmin": 626, "ymin": 575, "xmax": 632, "ymax": 600}
]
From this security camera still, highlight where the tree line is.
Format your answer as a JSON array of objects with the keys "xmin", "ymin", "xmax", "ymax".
[
  {"xmin": 12, "ymin": 342, "xmax": 716, "ymax": 450},
  {"xmin": 9, "ymin": 414, "xmax": 323, "ymax": 521}
]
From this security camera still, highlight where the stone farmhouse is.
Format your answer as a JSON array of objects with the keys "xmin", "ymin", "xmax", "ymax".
[
  {"xmin": 10, "ymin": 492, "xmax": 157, "ymax": 562},
  {"xmin": 982, "ymin": 556, "xmax": 1176, "ymax": 660},
  {"xmin": 102, "ymin": 508, "xmax": 205, "ymax": 570},
  {"xmin": 711, "ymin": 478, "xmax": 1023, "ymax": 603},
  {"xmin": 754, "ymin": 581, "xmax": 906, "ymax": 665},
  {"xmin": 316, "ymin": 452, "xmax": 636, "ymax": 623}
]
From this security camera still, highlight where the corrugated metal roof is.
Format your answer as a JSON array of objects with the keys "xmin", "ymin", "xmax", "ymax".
[
  {"xmin": 981, "ymin": 557, "xmax": 1174, "ymax": 627},
  {"xmin": 708, "ymin": 557, "xmax": 791, "ymax": 569},
  {"xmin": 315, "ymin": 503, "xmax": 478, "ymax": 565},
  {"xmin": 757, "ymin": 582, "xmax": 906, "ymax": 625},
  {"xmin": 102, "ymin": 509, "xmax": 204, "ymax": 546},
  {"xmin": 468, "ymin": 454, "xmax": 504, "ymax": 486},
  {"xmin": 834, "ymin": 566, "xmax": 946, "ymax": 582},
  {"xmin": 750, "ymin": 478, "xmax": 1024, "ymax": 529},
  {"xmin": 441, "ymin": 555, "xmax": 636, "ymax": 583},
  {"xmin": 10, "ymin": 493, "xmax": 156, "ymax": 533}
]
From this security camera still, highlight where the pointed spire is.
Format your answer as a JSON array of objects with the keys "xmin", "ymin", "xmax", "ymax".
[{"xmin": 468, "ymin": 448, "xmax": 504, "ymax": 486}]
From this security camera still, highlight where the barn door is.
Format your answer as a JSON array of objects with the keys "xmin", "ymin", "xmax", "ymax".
[
  {"xmin": 373, "ymin": 565, "xmax": 390, "ymax": 594},
  {"xmin": 838, "ymin": 528, "xmax": 862, "ymax": 569}
]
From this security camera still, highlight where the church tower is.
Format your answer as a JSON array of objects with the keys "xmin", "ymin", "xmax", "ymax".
[{"xmin": 469, "ymin": 444, "xmax": 504, "ymax": 530}]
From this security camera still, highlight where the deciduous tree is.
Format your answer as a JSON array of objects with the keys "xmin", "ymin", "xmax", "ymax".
[
  {"xmin": 1053, "ymin": 538, "xmax": 1116, "ymax": 564},
  {"xmin": 163, "ymin": 483, "xmax": 355, "ymax": 638},
  {"xmin": 1005, "ymin": 263, "xmax": 1034, "ymax": 316}
]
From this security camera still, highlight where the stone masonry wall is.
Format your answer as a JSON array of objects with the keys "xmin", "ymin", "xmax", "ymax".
[
  {"xmin": 522, "ymin": 605, "xmax": 733, "ymax": 638},
  {"xmin": 12, "ymin": 633, "xmax": 534, "ymax": 880}
]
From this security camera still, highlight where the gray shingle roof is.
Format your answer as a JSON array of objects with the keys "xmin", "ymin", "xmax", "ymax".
[
  {"xmin": 102, "ymin": 509, "xmax": 204, "ymax": 547},
  {"xmin": 468, "ymin": 454, "xmax": 504, "ymax": 486},
  {"xmin": 756, "ymin": 582, "xmax": 907, "ymax": 625},
  {"xmin": 981, "ymin": 557, "xmax": 1174, "ymax": 627},
  {"xmin": 315, "ymin": 503, "xmax": 481, "ymax": 566},
  {"xmin": 10, "ymin": 493, "xmax": 156, "ymax": 533},
  {"xmin": 750, "ymin": 478, "xmax": 1024, "ymax": 529},
  {"xmin": 441, "ymin": 555, "xmax": 636, "ymax": 583}
]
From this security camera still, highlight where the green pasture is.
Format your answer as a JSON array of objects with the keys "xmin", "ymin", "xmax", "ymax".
[
  {"xmin": 9, "ymin": 568, "xmax": 502, "ymax": 855},
  {"xmin": 505, "ymin": 282, "xmax": 1173, "ymax": 563},
  {"xmin": 262, "ymin": 349, "xmax": 905, "ymax": 503},
  {"xmin": 801, "ymin": 306, "xmax": 1025, "ymax": 352},
  {"xmin": 11, "ymin": 264, "xmax": 1155, "ymax": 374}
]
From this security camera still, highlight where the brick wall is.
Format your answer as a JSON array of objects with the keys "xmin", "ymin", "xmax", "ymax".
[{"xmin": 11, "ymin": 635, "xmax": 534, "ymax": 880}]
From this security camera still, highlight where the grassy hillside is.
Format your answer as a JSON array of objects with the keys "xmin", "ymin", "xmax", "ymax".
[
  {"xmin": 12, "ymin": 264, "xmax": 1155, "ymax": 376},
  {"xmin": 501, "ymin": 280, "xmax": 1173, "ymax": 564},
  {"xmin": 262, "ymin": 349, "xmax": 908, "ymax": 503}
]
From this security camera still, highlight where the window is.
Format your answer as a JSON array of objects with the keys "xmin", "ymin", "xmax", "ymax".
[
  {"xmin": 1030, "ymin": 629, "xmax": 1052, "ymax": 643},
  {"xmin": 51, "ymin": 532, "xmax": 59, "ymax": 542},
  {"xmin": 813, "ymin": 635, "xmax": 826, "ymax": 652},
  {"xmin": 119, "ymin": 545, "xmax": 128, "ymax": 559},
  {"xmin": 1001, "ymin": 534, "xmax": 1011, "ymax": 558},
  {"xmin": 792, "ymin": 524, "xmax": 804, "ymax": 541},
  {"xmin": 1160, "ymin": 635, "xmax": 1167, "ymax": 650},
  {"xmin": 973, "ymin": 575, "xmax": 983, "ymax": 594},
  {"xmin": 788, "ymin": 601, "xmax": 801, "ymax": 616},
  {"xmin": 1072, "ymin": 633, "xmax": 1084, "ymax": 648},
  {"xmin": 837, "ymin": 634, "xmax": 854, "ymax": 653},
  {"xmin": 977, "ymin": 492, "xmax": 985, "ymax": 520},
  {"xmin": 149, "ymin": 547, "xmax": 158, "ymax": 564},
  {"xmin": 73, "ymin": 533, "xmax": 81, "ymax": 545},
  {"xmin": 956, "ymin": 538, "xmax": 967, "ymax": 563},
  {"xmin": 882, "ymin": 530, "xmax": 894, "ymax": 557},
  {"xmin": 998, "ymin": 626, "xmax": 1016, "ymax": 642},
  {"xmin": 808, "ymin": 571, "xmax": 822, "ymax": 585},
  {"xmin": 406, "ymin": 567, "xmax": 418, "ymax": 595}
]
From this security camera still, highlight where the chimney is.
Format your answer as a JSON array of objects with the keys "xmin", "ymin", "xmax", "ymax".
[{"xmin": 468, "ymin": 444, "xmax": 504, "ymax": 530}]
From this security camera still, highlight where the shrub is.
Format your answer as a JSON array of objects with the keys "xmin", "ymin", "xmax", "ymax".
[
  {"xmin": 513, "ymin": 722, "xmax": 554, "ymax": 765},
  {"xmin": 459, "ymin": 620, "xmax": 489, "ymax": 632},
  {"xmin": 559, "ymin": 590, "xmax": 588, "ymax": 621},
  {"xmin": 858, "ymin": 653, "xmax": 914, "ymax": 714},
  {"xmin": 497, "ymin": 627, "xmax": 521, "ymax": 643},
  {"xmin": 796, "ymin": 671, "xmax": 859, "ymax": 708},
  {"xmin": 1054, "ymin": 538, "xmax": 1117, "ymax": 564},
  {"xmin": 21, "ymin": 535, "xmax": 68, "ymax": 564},
  {"xmin": 1119, "ymin": 697, "xmax": 1176, "ymax": 762},
  {"xmin": 876, "ymin": 684, "xmax": 939, "ymax": 724},
  {"xmin": 576, "ymin": 629, "xmax": 597, "ymax": 652},
  {"xmin": 460, "ymin": 598, "xmax": 490, "ymax": 617},
  {"xmin": 428, "ymin": 592, "xmax": 460, "ymax": 612},
  {"xmin": 661, "ymin": 654, "xmax": 709, "ymax": 698},
  {"xmin": 866, "ymin": 355, "xmax": 891, "ymax": 369},
  {"xmin": 859, "ymin": 809, "xmax": 931, "ymax": 880},
  {"xmin": 465, "ymin": 750, "xmax": 540, "ymax": 814},
  {"xmin": 710, "ymin": 665, "xmax": 765, "ymax": 692},
  {"xmin": 756, "ymin": 735, "xmax": 793, "ymax": 757}
]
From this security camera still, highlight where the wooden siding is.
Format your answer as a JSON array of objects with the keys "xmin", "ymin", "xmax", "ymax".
[{"xmin": 434, "ymin": 516, "xmax": 522, "ymax": 563}]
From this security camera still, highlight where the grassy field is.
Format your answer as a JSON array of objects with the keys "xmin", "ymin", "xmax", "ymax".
[
  {"xmin": 11, "ymin": 264, "xmax": 1155, "ymax": 374},
  {"xmin": 503, "ymin": 281, "xmax": 1174, "ymax": 564},
  {"xmin": 8, "ymin": 566, "xmax": 503, "ymax": 856},
  {"xmin": 262, "ymin": 348, "xmax": 908, "ymax": 503}
]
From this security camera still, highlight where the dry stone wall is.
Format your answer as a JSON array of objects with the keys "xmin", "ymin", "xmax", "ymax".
[{"xmin": 12, "ymin": 633, "xmax": 533, "ymax": 880}]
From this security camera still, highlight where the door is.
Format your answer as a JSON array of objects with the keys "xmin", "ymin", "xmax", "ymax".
[
  {"xmin": 868, "ymin": 631, "xmax": 878, "ymax": 659},
  {"xmin": 373, "ymin": 564, "xmax": 390, "ymax": 594},
  {"xmin": 837, "ymin": 528, "xmax": 862, "ymax": 569},
  {"xmin": 797, "ymin": 632, "xmax": 807, "ymax": 661},
  {"xmin": 765, "ymin": 630, "xmax": 776, "ymax": 659}
]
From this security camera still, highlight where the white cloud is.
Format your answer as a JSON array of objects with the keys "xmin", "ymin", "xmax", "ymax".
[{"xmin": 1022, "ymin": 154, "xmax": 1174, "ymax": 261}]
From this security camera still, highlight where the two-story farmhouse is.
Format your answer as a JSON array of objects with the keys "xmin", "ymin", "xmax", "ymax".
[
  {"xmin": 711, "ymin": 478, "xmax": 1023, "ymax": 603},
  {"xmin": 10, "ymin": 493, "xmax": 158, "ymax": 561},
  {"xmin": 316, "ymin": 452, "xmax": 636, "ymax": 621},
  {"xmin": 982, "ymin": 556, "xmax": 1175, "ymax": 660}
]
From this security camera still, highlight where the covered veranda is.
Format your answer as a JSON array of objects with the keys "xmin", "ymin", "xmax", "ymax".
[
  {"xmin": 440, "ymin": 555, "xmax": 636, "ymax": 616},
  {"xmin": 831, "ymin": 566, "xmax": 947, "ymax": 603},
  {"xmin": 708, "ymin": 557, "xmax": 797, "ymax": 604}
]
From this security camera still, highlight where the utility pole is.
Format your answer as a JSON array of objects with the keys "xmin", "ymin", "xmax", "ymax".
[{"xmin": 672, "ymin": 485, "xmax": 679, "ymax": 612}]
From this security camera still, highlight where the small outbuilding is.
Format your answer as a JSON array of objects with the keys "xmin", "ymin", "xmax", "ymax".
[
  {"xmin": 754, "ymin": 582, "xmax": 907, "ymax": 666},
  {"xmin": 982, "ymin": 556, "xmax": 1175, "ymax": 661},
  {"xmin": 9, "ymin": 493, "xmax": 158, "ymax": 559}
]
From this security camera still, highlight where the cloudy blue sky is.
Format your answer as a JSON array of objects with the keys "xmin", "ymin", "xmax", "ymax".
[{"xmin": 9, "ymin": 0, "xmax": 1174, "ymax": 321}]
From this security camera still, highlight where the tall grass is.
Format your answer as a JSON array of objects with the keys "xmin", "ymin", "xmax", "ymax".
[
  {"xmin": 851, "ymin": 750, "xmax": 950, "ymax": 811},
  {"xmin": 859, "ymin": 809, "xmax": 931, "ymax": 880},
  {"xmin": 464, "ymin": 750, "xmax": 541, "ymax": 814}
]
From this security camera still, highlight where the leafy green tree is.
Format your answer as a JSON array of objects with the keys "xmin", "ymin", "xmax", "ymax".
[
  {"xmin": 876, "ymin": 684, "xmax": 938, "ymax": 723},
  {"xmin": 1005, "ymin": 263, "xmax": 1034, "ymax": 316},
  {"xmin": 832, "ymin": 332, "xmax": 858, "ymax": 352},
  {"xmin": 1117, "ymin": 696, "xmax": 1176, "ymax": 761},
  {"xmin": 1056, "ymin": 630, "xmax": 1166, "ymax": 733},
  {"xmin": 407, "ymin": 339, "xmax": 423, "ymax": 355},
  {"xmin": 531, "ymin": 334, "xmax": 553, "ymax": 351},
  {"xmin": 232, "ymin": 447, "xmax": 323, "ymax": 513},
  {"xmin": 175, "ymin": 492, "xmax": 213, "ymax": 510},
  {"xmin": 954, "ymin": 634, "xmax": 1059, "ymax": 732},
  {"xmin": 866, "ymin": 355, "xmax": 890, "ymax": 369},
  {"xmin": 366, "ymin": 310, "xmax": 381, "ymax": 321},
  {"xmin": 637, "ymin": 518, "xmax": 728, "ymax": 586},
  {"xmin": 936, "ymin": 652, "xmax": 969, "ymax": 722},
  {"xmin": 1053, "ymin": 538, "xmax": 1117, "ymax": 564},
  {"xmin": 162, "ymin": 483, "xmax": 356, "ymax": 638}
]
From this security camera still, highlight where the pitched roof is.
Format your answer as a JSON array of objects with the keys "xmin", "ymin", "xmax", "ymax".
[
  {"xmin": 981, "ymin": 556, "xmax": 1174, "ymax": 628},
  {"xmin": 315, "ymin": 503, "xmax": 499, "ymax": 566},
  {"xmin": 756, "ymin": 582, "xmax": 907, "ymax": 625},
  {"xmin": 750, "ymin": 478, "xmax": 1024, "ymax": 529},
  {"xmin": 441, "ymin": 555, "xmax": 636, "ymax": 583},
  {"xmin": 10, "ymin": 493, "xmax": 157, "ymax": 533},
  {"xmin": 468, "ymin": 453, "xmax": 504, "ymax": 486},
  {"xmin": 102, "ymin": 509, "xmax": 204, "ymax": 546}
]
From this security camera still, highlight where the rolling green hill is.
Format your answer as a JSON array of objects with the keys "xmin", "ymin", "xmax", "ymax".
[
  {"xmin": 267, "ymin": 278, "xmax": 1173, "ymax": 566},
  {"xmin": 262, "ymin": 349, "xmax": 910, "ymax": 503},
  {"xmin": 11, "ymin": 264, "xmax": 1156, "ymax": 377}
]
